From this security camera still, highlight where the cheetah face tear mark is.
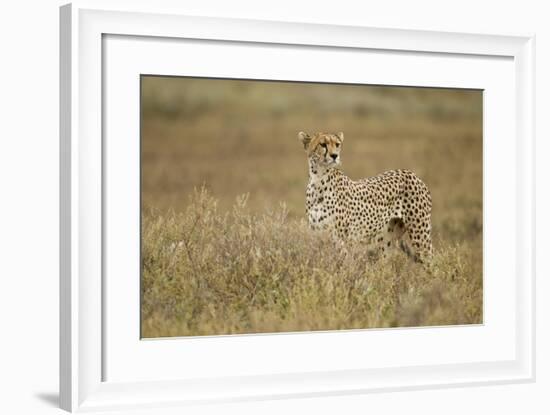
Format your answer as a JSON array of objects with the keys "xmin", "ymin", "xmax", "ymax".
[{"xmin": 299, "ymin": 131, "xmax": 344, "ymax": 171}]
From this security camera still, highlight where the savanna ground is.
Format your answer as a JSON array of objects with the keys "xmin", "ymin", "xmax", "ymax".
[{"xmin": 141, "ymin": 76, "xmax": 483, "ymax": 338}]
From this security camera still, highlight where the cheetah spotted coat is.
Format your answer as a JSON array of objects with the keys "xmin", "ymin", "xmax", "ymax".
[{"xmin": 299, "ymin": 131, "xmax": 433, "ymax": 263}]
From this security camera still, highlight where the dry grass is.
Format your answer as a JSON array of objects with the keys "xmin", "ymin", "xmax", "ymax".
[
  {"xmin": 140, "ymin": 77, "xmax": 483, "ymax": 337},
  {"xmin": 142, "ymin": 190, "xmax": 482, "ymax": 337}
]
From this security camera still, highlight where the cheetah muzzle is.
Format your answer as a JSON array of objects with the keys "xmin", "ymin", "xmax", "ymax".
[{"xmin": 299, "ymin": 131, "xmax": 433, "ymax": 263}]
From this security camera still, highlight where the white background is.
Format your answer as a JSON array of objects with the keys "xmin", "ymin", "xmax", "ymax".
[{"xmin": 0, "ymin": 0, "xmax": 547, "ymax": 414}]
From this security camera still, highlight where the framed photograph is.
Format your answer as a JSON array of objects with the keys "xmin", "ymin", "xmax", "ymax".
[
  {"xmin": 139, "ymin": 76, "xmax": 483, "ymax": 339},
  {"xmin": 60, "ymin": 1, "xmax": 535, "ymax": 412}
]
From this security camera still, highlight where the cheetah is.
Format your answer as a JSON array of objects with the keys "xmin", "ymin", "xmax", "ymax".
[{"xmin": 299, "ymin": 131, "xmax": 433, "ymax": 263}]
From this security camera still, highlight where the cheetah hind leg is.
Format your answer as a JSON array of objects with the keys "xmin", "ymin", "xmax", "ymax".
[
  {"xmin": 398, "ymin": 232, "xmax": 417, "ymax": 261},
  {"xmin": 399, "ymin": 226, "xmax": 433, "ymax": 267},
  {"xmin": 377, "ymin": 218, "xmax": 406, "ymax": 260}
]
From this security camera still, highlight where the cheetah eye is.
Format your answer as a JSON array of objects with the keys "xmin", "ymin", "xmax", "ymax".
[
  {"xmin": 335, "ymin": 142, "xmax": 340, "ymax": 148},
  {"xmin": 320, "ymin": 143, "xmax": 327, "ymax": 148}
]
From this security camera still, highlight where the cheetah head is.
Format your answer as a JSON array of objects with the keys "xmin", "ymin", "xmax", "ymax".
[{"xmin": 298, "ymin": 131, "xmax": 344, "ymax": 169}]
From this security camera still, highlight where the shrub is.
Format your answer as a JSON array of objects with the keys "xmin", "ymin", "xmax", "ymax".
[{"xmin": 141, "ymin": 189, "xmax": 482, "ymax": 337}]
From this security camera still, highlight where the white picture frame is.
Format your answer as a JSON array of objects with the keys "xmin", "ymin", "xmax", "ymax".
[{"xmin": 60, "ymin": 1, "xmax": 535, "ymax": 412}]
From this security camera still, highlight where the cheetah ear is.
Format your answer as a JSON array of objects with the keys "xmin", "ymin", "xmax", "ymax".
[
  {"xmin": 336, "ymin": 132, "xmax": 344, "ymax": 142},
  {"xmin": 298, "ymin": 131, "xmax": 312, "ymax": 149}
]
